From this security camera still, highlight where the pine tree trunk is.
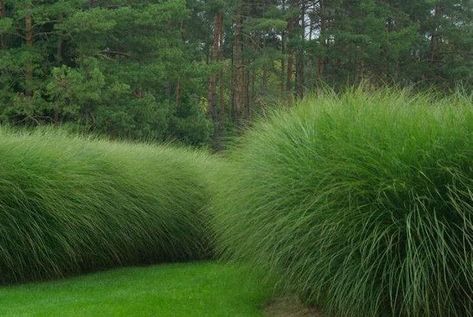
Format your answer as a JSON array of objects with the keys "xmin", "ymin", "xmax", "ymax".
[
  {"xmin": 232, "ymin": 8, "xmax": 245, "ymax": 123},
  {"xmin": 25, "ymin": 8, "xmax": 34, "ymax": 96},
  {"xmin": 286, "ymin": 0, "xmax": 299, "ymax": 102},
  {"xmin": 317, "ymin": 0, "xmax": 325, "ymax": 80},
  {"xmin": 219, "ymin": 69, "xmax": 225, "ymax": 119},
  {"xmin": 208, "ymin": 11, "xmax": 223, "ymax": 124},
  {"xmin": 286, "ymin": 55, "xmax": 294, "ymax": 103},
  {"xmin": 295, "ymin": 0, "xmax": 305, "ymax": 100},
  {"xmin": 218, "ymin": 16, "xmax": 225, "ymax": 122},
  {"xmin": 295, "ymin": 55, "xmax": 304, "ymax": 99},
  {"xmin": 429, "ymin": 5, "xmax": 441, "ymax": 66},
  {"xmin": 308, "ymin": 10, "xmax": 314, "ymax": 88},
  {"xmin": 281, "ymin": 31, "xmax": 286, "ymax": 95},
  {"xmin": 280, "ymin": 0, "xmax": 286, "ymax": 96}
]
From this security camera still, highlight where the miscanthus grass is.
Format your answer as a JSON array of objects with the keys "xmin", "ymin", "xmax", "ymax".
[
  {"xmin": 0, "ymin": 128, "xmax": 214, "ymax": 283},
  {"xmin": 212, "ymin": 89, "xmax": 473, "ymax": 317}
]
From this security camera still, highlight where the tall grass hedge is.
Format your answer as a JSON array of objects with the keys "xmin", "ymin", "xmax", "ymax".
[
  {"xmin": 0, "ymin": 128, "xmax": 214, "ymax": 283},
  {"xmin": 212, "ymin": 89, "xmax": 473, "ymax": 317}
]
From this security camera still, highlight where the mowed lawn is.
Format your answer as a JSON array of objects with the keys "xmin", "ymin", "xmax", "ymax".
[{"xmin": 0, "ymin": 262, "xmax": 271, "ymax": 317}]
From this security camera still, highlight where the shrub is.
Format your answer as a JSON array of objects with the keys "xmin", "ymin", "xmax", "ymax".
[
  {"xmin": 0, "ymin": 128, "xmax": 214, "ymax": 283},
  {"xmin": 212, "ymin": 89, "xmax": 473, "ymax": 317}
]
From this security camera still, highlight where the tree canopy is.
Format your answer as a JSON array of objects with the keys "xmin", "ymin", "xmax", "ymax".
[{"xmin": 0, "ymin": 0, "xmax": 471, "ymax": 146}]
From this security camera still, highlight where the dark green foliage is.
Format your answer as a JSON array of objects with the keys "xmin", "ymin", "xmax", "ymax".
[
  {"xmin": 0, "ymin": 128, "xmax": 214, "ymax": 283},
  {"xmin": 0, "ymin": 0, "xmax": 211, "ymax": 146},
  {"xmin": 212, "ymin": 90, "xmax": 473, "ymax": 316},
  {"xmin": 1, "ymin": 0, "xmax": 472, "ymax": 146}
]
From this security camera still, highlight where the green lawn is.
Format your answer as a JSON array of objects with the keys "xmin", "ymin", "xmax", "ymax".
[{"xmin": 0, "ymin": 262, "xmax": 271, "ymax": 317}]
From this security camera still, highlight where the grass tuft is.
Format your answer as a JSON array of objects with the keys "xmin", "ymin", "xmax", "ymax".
[
  {"xmin": 212, "ymin": 88, "xmax": 473, "ymax": 317},
  {"xmin": 0, "ymin": 128, "xmax": 215, "ymax": 283}
]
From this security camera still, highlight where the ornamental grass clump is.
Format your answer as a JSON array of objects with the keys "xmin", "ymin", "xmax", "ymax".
[
  {"xmin": 0, "ymin": 128, "xmax": 214, "ymax": 283},
  {"xmin": 212, "ymin": 89, "xmax": 473, "ymax": 317}
]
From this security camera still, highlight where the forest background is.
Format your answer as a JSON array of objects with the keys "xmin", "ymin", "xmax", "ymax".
[{"xmin": 0, "ymin": 0, "xmax": 471, "ymax": 148}]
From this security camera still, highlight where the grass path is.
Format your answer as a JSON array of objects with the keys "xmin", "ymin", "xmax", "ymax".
[{"xmin": 0, "ymin": 262, "xmax": 271, "ymax": 317}]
